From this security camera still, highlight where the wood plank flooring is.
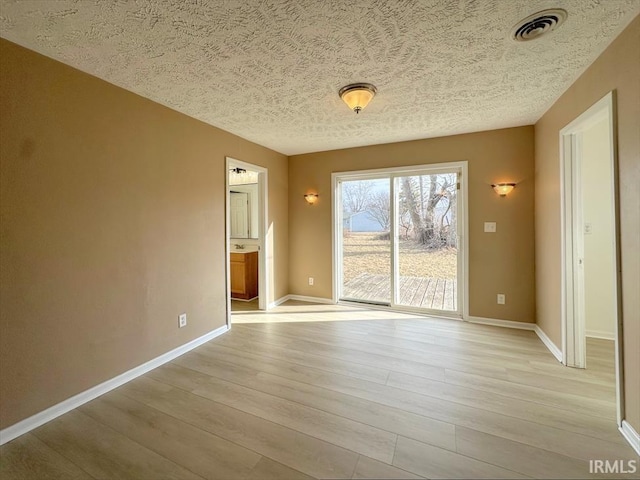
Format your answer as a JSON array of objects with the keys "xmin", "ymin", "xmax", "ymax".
[
  {"xmin": 1, "ymin": 301, "xmax": 637, "ymax": 479},
  {"xmin": 343, "ymin": 273, "xmax": 457, "ymax": 310}
]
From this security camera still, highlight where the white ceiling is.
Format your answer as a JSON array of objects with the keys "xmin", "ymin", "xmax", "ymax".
[{"xmin": 1, "ymin": 1, "xmax": 638, "ymax": 155}]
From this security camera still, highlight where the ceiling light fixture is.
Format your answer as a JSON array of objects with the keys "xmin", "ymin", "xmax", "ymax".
[
  {"xmin": 492, "ymin": 183, "xmax": 516, "ymax": 196},
  {"xmin": 339, "ymin": 83, "xmax": 377, "ymax": 114}
]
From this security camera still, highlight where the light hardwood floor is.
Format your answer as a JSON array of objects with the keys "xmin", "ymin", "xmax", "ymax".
[{"xmin": 1, "ymin": 302, "xmax": 638, "ymax": 479}]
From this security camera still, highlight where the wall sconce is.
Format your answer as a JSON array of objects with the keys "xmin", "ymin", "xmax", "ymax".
[
  {"xmin": 304, "ymin": 193, "xmax": 319, "ymax": 205},
  {"xmin": 492, "ymin": 183, "xmax": 516, "ymax": 196}
]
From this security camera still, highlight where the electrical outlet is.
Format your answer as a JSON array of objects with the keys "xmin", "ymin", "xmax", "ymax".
[
  {"xmin": 497, "ymin": 294, "xmax": 506, "ymax": 305},
  {"xmin": 178, "ymin": 313, "xmax": 187, "ymax": 328},
  {"xmin": 308, "ymin": 277, "xmax": 314, "ymax": 286}
]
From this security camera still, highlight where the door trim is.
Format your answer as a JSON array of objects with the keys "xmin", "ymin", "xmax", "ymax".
[
  {"xmin": 225, "ymin": 157, "xmax": 269, "ymax": 326},
  {"xmin": 559, "ymin": 91, "xmax": 624, "ymax": 425},
  {"xmin": 331, "ymin": 161, "xmax": 469, "ymax": 319}
]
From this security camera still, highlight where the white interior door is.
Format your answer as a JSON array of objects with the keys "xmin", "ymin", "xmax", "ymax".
[{"xmin": 230, "ymin": 192, "xmax": 249, "ymax": 239}]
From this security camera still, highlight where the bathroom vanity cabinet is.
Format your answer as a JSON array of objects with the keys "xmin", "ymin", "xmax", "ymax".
[{"xmin": 230, "ymin": 251, "xmax": 258, "ymax": 300}]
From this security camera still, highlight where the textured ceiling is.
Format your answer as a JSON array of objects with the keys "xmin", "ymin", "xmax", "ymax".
[{"xmin": 1, "ymin": 1, "xmax": 638, "ymax": 155}]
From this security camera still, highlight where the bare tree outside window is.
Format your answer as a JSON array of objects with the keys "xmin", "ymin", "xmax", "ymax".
[
  {"xmin": 367, "ymin": 190, "xmax": 391, "ymax": 231},
  {"xmin": 343, "ymin": 180, "xmax": 373, "ymax": 214},
  {"xmin": 400, "ymin": 174, "xmax": 457, "ymax": 248}
]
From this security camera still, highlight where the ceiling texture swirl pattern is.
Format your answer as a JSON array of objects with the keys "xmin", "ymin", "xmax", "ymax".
[{"xmin": 1, "ymin": 0, "xmax": 638, "ymax": 154}]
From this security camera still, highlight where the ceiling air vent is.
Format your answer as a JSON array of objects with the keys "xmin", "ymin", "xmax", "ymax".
[{"xmin": 512, "ymin": 9, "xmax": 568, "ymax": 41}]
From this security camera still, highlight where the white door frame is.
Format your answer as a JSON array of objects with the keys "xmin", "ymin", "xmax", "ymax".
[
  {"xmin": 225, "ymin": 157, "xmax": 269, "ymax": 326},
  {"xmin": 331, "ymin": 161, "xmax": 469, "ymax": 320},
  {"xmin": 559, "ymin": 91, "xmax": 624, "ymax": 425}
]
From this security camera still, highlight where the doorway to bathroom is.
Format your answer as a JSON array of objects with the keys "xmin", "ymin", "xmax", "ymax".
[{"xmin": 225, "ymin": 157, "xmax": 268, "ymax": 321}]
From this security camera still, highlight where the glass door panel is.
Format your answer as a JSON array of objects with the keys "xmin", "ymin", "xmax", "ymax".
[
  {"xmin": 340, "ymin": 178, "xmax": 391, "ymax": 305},
  {"xmin": 395, "ymin": 172, "xmax": 459, "ymax": 312}
]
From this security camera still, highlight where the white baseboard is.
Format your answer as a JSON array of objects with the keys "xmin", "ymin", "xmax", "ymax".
[
  {"xmin": 267, "ymin": 294, "xmax": 291, "ymax": 309},
  {"xmin": 287, "ymin": 294, "xmax": 335, "ymax": 305},
  {"xmin": 0, "ymin": 324, "xmax": 229, "ymax": 446},
  {"xmin": 465, "ymin": 316, "xmax": 563, "ymax": 364},
  {"xmin": 231, "ymin": 296, "xmax": 258, "ymax": 303},
  {"xmin": 466, "ymin": 316, "xmax": 536, "ymax": 331},
  {"xmin": 534, "ymin": 325, "xmax": 563, "ymax": 363},
  {"xmin": 586, "ymin": 329, "xmax": 615, "ymax": 340},
  {"xmin": 620, "ymin": 420, "xmax": 640, "ymax": 456}
]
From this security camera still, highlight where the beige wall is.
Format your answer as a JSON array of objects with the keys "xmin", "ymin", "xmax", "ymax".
[
  {"xmin": 289, "ymin": 126, "xmax": 535, "ymax": 323},
  {"xmin": 534, "ymin": 16, "xmax": 640, "ymax": 431},
  {"xmin": 0, "ymin": 39, "xmax": 288, "ymax": 429},
  {"xmin": 582, "ymin": 117, "xmax": 616, "ymax": 339}
]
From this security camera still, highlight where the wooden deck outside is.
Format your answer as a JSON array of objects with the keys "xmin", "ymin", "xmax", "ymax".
[{"xmin": 343, "ymin": 273, "xmax": 457, "ymax": 311}]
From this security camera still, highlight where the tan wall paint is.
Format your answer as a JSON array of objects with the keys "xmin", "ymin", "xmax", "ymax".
[
  {"xmin": 0, "ymin": 39, "xmax": 288, "ymax": 429},
  {"xmin": 289, "ymin": 127, "xmax": 535, "ymax": 323},
  {"xmin": 534, "ymin": 16, "xmax": 640, "ymax": 430}
]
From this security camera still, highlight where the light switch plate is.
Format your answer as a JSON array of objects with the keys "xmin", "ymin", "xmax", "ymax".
[{"xmin": 484, "ymin": 222, "xmax": 497, "ymax": 233}]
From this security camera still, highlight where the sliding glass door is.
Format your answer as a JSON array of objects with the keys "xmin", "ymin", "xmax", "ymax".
[
  {"xmin": 336, "ymin": 164, "xmax": 465, "ymax": 317},
  {"xmin": 395, "ymin": 173, "xmax": 458, "ymax": 311},
  {"xmin": 340, "ymin": 178, "xmax": 391, "ymax": 304}
]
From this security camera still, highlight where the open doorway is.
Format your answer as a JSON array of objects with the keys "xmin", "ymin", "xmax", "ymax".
[
  {"xmin": 225, "ymin": 157, "xmax": 268, "ymax": 321},
  {"xmin": 560, "ymin": 91, "xmax": 623, "ymax": 425}
]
